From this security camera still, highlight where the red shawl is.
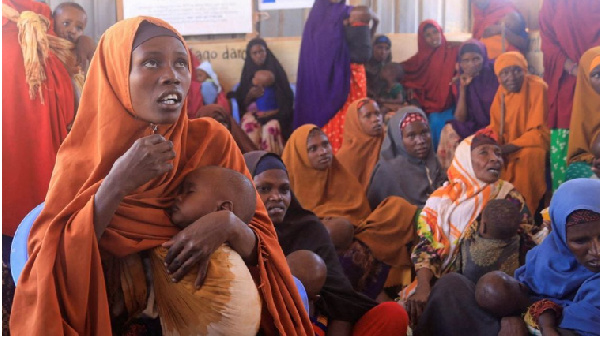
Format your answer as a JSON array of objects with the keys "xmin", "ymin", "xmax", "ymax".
[
  {"xmin": 401, "ymin": 20, "xmax": 457, "ymax": 114},
  {"xmin": 539, "ymin": 0, "xmax": 600, "ymax": 129}
]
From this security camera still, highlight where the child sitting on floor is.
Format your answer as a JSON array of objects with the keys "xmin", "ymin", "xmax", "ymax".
[
  {"xmin": 149, "ymin": 166, "xmax": 262, "ymax": 336},
  {"xmin": 457, "ymin": 199, "xmax": 522, "ymax": 283}
]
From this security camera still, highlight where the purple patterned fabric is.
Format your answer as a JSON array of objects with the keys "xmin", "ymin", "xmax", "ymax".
[
  {"xmin": 450, "ymin": 39, "xmax": 499, "ymax": 139},
  {"xmin": 293, "ymin": 0, "xmax": 351, "ymax": 128}
]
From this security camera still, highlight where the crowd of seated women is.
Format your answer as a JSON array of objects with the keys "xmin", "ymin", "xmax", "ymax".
[{"xmin": 3, "ymin": 0, "xmax": 600, "ymax": 336}]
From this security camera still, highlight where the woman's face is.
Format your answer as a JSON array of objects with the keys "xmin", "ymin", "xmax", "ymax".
[
  {"xmin": 423, "ymin": 25, "xmax": 442, "ymax": 49},
  {"xmin": 306, "ymin": 131, "xmax": 333, "ymax": 170},
  {"xmin": 589, "ymin": 65, "xmax": 600, "ymax": 94},
  {"xmin": 566, "ymin": 219, "xmax": 600, "ymax": 272},
  {"xmin": 358, "ymin": 101, "xmax": 383, "ymax": 136},
  {"xmin": 459, "ymin": 51, "xmax": 484, "ymax": 77},
  {"xmin": 471, "ymin": 144, "xmax": 503, "ymax": 184},
  {"xmin": 498, "ymin": 66, "xmax": 525, "ymax": 93},
  {"xmin": 401, "ymin": 121, "xmax": 431, "ymax": 160},
  {"xmin": 129, "ymin": 36, "xmax": 191, "ymax": 125},
  {"xmin": 250, "ymin": 44, "xmax": 267, "ymax": 67},
  {"xmin": 254, "ymin": 169, "xmax": 292, "ymax": 225},
  {"xmin": 373, "ymin": 43, "xmax": 391, "ymax": 63}
]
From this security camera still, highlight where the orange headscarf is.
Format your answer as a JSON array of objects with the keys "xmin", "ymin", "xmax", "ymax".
[
  {"xmin": 337, "ymin": 98, "xmax": 384, "ymax": 191},
  {"xmin": 567, "ymin": 46, "xmax": 600, "ymax": 165},
  {"xmin": 281, "ymin": 124, "xmax": 372, "ymax": 226},
  {"xmin": 10, "ymin": 16, "xmax": 312, "ymax": 336}
]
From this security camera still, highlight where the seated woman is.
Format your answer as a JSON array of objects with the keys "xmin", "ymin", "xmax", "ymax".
[
  {"xmin": 488, "ymin": 52, "xmax": 549, "ymax": 214},
  {"xmin": 471, "ymin": 0, "xmax": 528, "ymax": 60},
  {"xmin": 367, "ymin": 106, "xmax": 445, "ymax": 209},
  {"xmin": 566, "ymin": 46, "xmax": 600, "ymax": 180},
  {"xmin": 337, "ymin": 98, "xmax": 384, "ymax": 191},
  {"xmin": 399, "ymin": 129, "xmax": 534, "ymax": 328},
  {"xmin": 244, "ymin": 151, "xmax": 409, "ymax": 336},
  {"xmin": 236, "ymin": 38, "xmax": 294, "ymax": 147},
  {"xmin": 195, "ymin": 104, "xmax": 258, "ymax": 154},
  {"xmin": 366, "ymin": 35, "xmax": 393, "ymax": 99},
  {"xmin": 282, "ymin": 124, "xmax": 418, "ymax": 299},
  {"xmin": 438, "ymin": 39, "xmax": 499, "ymax": 171},
  {"xmin": 401, "ymin": 20, "xmax": 459, "ymax": 151},
  {"xmin": 415, "ymin": 178, "xmax": 600, "ymax": 336},
  {"xmin": 9, "ymin": 17, "xmax": 312, "ymax": 336}
]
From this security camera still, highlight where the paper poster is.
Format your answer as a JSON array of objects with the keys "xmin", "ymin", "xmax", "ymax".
[
  {"xmin": 123, "ymin": 0, "xmax": 253, "ymax": 35},
  {"xmin": 258, "ymin": 0, "xmax": 315, "ymax": 11}
]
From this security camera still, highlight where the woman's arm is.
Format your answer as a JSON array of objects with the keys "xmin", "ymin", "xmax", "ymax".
[
  {"xmin": 454, "ymin": 73, "xmax": 472, "ymax": 122},
  {"xmin": 538, "ymin": 311, "xmax": 560, "ymax": 336},
  {"xmin": 405, "ymin": 268, "xmax": 434, "ymax": 325},
  {"xmin": 327, "ymin": 320, "xmax": 353, "ymax": 336}
]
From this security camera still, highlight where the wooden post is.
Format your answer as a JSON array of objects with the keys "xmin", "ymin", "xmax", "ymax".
[{"xmin": 499, "ymin": 93, "xmax": 506, "ymax": 145}]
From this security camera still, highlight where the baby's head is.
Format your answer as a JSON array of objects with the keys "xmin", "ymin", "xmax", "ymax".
[
  {"xmin": 53, "ymin": 2, "xmax": 87, "ymax": 43},
  {"xmin": 170, "ymin": 166, "xmax": 256, "ymax": 228},
  {"xmin": 348, "ymin": 6, "xmax": 371, "ymax": 25},
  {"xmin": 381, "ymin": 62, "xmax": 403, "ymax": 84},
  {"xmin": 475, "ymin": 271, "xmax": 530, "ymax": 318},
  {"xmin": 252, "ymin": 70, "xmax": 275, "ymax": 87},
  {"xmin": 480, "ymin": 199, "xmax": 521, "ymax": 240},
  {"xmin": 286, "ymin": 250, "xmax": 327, "ymax": 301},
  {"xmin": 195, "ymin": 68, "xmax": 209, "ymax": 83}
]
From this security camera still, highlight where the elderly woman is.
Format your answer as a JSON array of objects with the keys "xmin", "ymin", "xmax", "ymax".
[
  {"xmin": 488, "ymin": 52, "xmax": 549, "ymax": 214},
  {"xmin": 539, "ymin": 1, "xmax": 600, "ymax": 190},
  {"xmin": 235, "ymin": 37, "xmax": 294, "ymax": 152},
  {"xmin": 282, "ymin": 124, "xmax": 417, "ymax": 298},
  {"xmin": 9, "ymin": 17, "xmax": 312, "ymax": 336},
  {"xmin": 401, "ymin": 20, "xmax": 458, "ymax": 151},
  {"xmin": 437, "ymin": 40, "xmax": 499, "ymax": 170},
  {"xmin": 368, "ymin": 107, "xmax": 445, "ymax": 209},
  {"xmin": 337, "ymin": 98, "xmax": 384, "ymax": 190},
  {"xmin": 566, "ymin": 46, "xmax": 600, "ymax": 181},
  {"xmin": 414, "ymin": 179, "xmax": 600, "ymax": 336},
  {"xmin": 244, "ymin": 151, "xmax": 409, "ymax": 336},
  {"xmin": 400, "ymin": 129, "xmax": 534, "ymax": 327},
  {"xmin": 366, "ymin": 35, "xmax": 393, "ymax": 98}
]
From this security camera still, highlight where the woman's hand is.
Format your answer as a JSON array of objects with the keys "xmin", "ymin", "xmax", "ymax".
[
  {"xmin": 498, "ymin": 316, "xmax": 529, "ymax": 336},
  {"xmin": 247, "ymin": 85, "xmax": 264, "ymax": 101},
  {"xmin": 108, "ymin": 134, "xmax": 175, "ymax": 196},
  {"xmin": 162, "ymin": 210, "xmax": 257, "ymax": 289},
  {"xmin": 405, "ymin": 282, "xmax": 431, "ymax": 326}
]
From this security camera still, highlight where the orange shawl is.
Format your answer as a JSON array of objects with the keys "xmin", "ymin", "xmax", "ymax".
[
  {"xmin": 337, "ymin": 99, "xmax": 384, "ymax": 191},
  {"xmin": 489, "ymin": 52, "xmax": 549, "ymax": 212},
  {"xmin": 567, "ymin": 46, "xmax": 600, "ymax": 165},
  {"xmin": 471, "ymin": 0, "xmax": 521, "ymax": 59},
  {"xmin": 281, "ymin": 124, "xmax": 371, "ymax": 226},
  {"xmin": 10, "ymin": 16, "xmax": 312, "ymax": 336}
]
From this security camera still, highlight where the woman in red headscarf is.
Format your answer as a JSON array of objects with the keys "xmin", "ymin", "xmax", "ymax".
[{"xmin": 401, "ymin": 20, "xmax": 458, "ymax": 151}]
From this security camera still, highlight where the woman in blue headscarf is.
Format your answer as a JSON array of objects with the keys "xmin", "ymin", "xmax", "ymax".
[{"xmin": 514, "ymin": 178, "xmax": 600, "ymax": 336}]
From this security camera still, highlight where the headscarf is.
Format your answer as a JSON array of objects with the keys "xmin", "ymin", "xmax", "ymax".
[
  {"xmin": 567, "ymin": 46, "xmax": 600, "ymax": 165},
  {"xmin": 401, "ymin": 20, "xmax": 458, "ymax": 113},
  {"xmin": 235, "ymin": 37, "xmax": 294, "ymax": 139},
  {"xmin": 196, "ymin": 104, "xmax": 258, "ymax": 154},
  {"xmin": 197, "ymin": 60, "xmax": 221, "ymax": 91},
  {"xmin": 493, "ymin": 51, "xmax": 528, "ymax": 75},
  {"xmin": 293, "ymin": 0, "xmax": 350, "ymax": 129},
  {"xmin": 187, "ymin": 48, "xmax": 204, "ymax": 117},
  {"xmin": 539, "ymin": 0, "xmax": 600, "ymax": 129},
  {"xmin": 367, "ymin": 106, "xmax": 444, "ymax": 208},
  {"xmin": 515, "ymin": 179, "xmax": 600, "ymax": 336},
  {"xmin": 281, "ymin": 124, "xmax": 371, "ymax": 226},
  {"xmin": 418, "ymin": 134, "xmax": 515, "ymax": 271},
  {"xmin": 337, "ymin": 98, "xmax": 384, "ymax": 190},
  {"xmin": 244, "ymin": 151, "xmax": 378, "ymax": 323},
  {"xmin": 450, "ymin": 39, "xmax": 498, "ymax": 139},
  {"xmin": 9, "ymin": 17, "xmax": 312, "ymax": 336}
]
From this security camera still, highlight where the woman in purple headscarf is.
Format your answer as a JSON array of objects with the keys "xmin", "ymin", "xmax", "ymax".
[
  {"xmin": 294, "ymin": 0, "xmax": 378, "ymax": 154},
  {"xmin": 437, "ymin": 39, "xmax": 499, "ymax": 170}
]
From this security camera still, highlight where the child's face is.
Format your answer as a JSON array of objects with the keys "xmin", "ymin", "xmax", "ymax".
[
  {"xmin": 381, "ymin": 67, "xmax": 396, "ymax": 84},
  {"xmin": 54, "ymin": 7, "xmax": 87, "ymax": 43},
  {"xmin": 171, "ymin": 174, "xmax": 217, "ymax": 228},
  {"xmin": 252, "ymin": 70, "xmax": 274, "ymax": 87},
  {"xmin": 195, "ymin": 69, "xmax": 209, "ymax": 83}
]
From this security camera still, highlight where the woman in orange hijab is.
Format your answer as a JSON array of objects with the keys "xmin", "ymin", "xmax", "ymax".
[
  {"xmin": 9, "ymin": 17, "xmax": 312, "ymax": 336},
  {"xmin": 488, "ymin": 52, "xmax": 549, "ymax": 214},
  {"xmin": 337, "ymin": 98, "xmax": 384, "ymax": 191},
  {"xmin": 282, "ymin": 124, "xmax": 417, "ymax": 299},
  {"xmin": 565, "ymin": 46, "xmax": 600, "ymax": 180}
]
